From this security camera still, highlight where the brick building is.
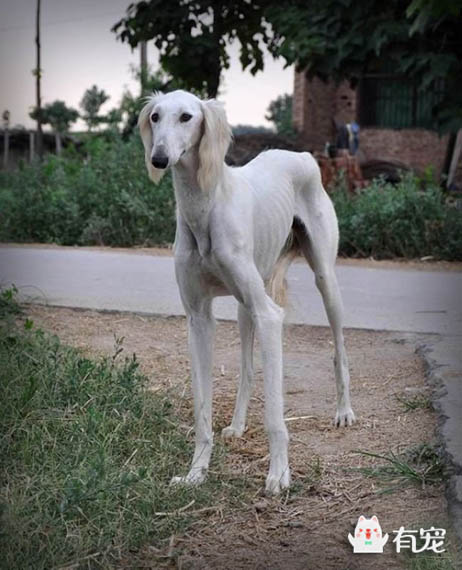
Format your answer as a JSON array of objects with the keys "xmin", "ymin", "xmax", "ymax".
[{"xmin": 293, "ymin": 71, "xmax": 453, "ymax": 179}]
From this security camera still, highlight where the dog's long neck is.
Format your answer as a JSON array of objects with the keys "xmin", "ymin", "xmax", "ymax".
[{"xmin": 172, "ymin": 148, "xmax": 217, "ymax": 257}]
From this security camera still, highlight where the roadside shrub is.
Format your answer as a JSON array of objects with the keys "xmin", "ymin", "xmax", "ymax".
[
  {"xmin": 1, "ymin": 138, "xmax": 461, "ymax": 260},
  {"xmin": 331, "ymin": 174, "xmax": 462, "ymax": 260},
  {"xmin": 0, "ymin": 135, "xmax": 176, "ymax": 246}
]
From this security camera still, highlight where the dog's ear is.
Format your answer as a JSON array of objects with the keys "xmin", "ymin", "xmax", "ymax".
[
  {"xmin": 198, "ymin": 99, "xmax": 232, "ymax": 192},
  {"xmin": 138, "ymin": 94, "xmax": 165, "ymax": 184}
]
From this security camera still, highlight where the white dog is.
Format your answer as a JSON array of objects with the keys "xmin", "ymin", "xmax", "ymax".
[{"xmin": 138, "ymin": 90, "xmax": 355, "ymax": 495}]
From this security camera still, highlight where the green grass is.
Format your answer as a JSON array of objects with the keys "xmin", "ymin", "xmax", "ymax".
[
  {"xmin": 405, "ymin": 553, "xmax": 458, "ymax": 570},
  {"xmin": 401, "ymin": 520, "xmax": 459, "ymax": 570},
  {"xmin": 396, "ymin": 393, "xmax": 432, "ymax": 412},
  {"xmin": 0, "ymin": 288, "xmax": 252, "ymax": 568},
  {"xmin": 353, "ymin": 444, "xmax": 446, "ymax": 494}
]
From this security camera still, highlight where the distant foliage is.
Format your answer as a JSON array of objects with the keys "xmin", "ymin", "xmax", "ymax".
[
  {"xmin": 80, "ymin": 85, "xmax": 110, "ymax": 132},
  {"xmin": 30, "ymin": 101, "xmax": 79, "ymax": 135},
  {"xmin": 265, "ymin": 94, "xmax": 295, "ymax": 137},
  {"xmin": 331, "ymin": 173, "xmax": 462, "ymax": 260}
]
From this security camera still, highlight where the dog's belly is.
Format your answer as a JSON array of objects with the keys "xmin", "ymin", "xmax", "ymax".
[{"xmin": 204, "ymin": 272, "xmax": 232, "ymax": 297}]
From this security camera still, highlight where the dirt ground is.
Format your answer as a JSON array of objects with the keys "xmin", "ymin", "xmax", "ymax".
[{"xmin": 26, "ymin": 304, "xmax": 458, "ymax": 569}]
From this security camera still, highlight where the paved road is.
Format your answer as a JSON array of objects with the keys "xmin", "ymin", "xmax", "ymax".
[
  {"xmin": 1, "ymin": 245, "xmax": 462, "ymax": 538},
  {"xmin": 1, "ymin": 246, "xmax": 461, "ymax": 335}
]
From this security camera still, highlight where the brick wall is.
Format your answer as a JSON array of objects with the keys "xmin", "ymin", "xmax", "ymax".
[
  {"xmin": 359, "ymin": 128, "xmax": 449, "ymax": 177},
  {"xmin": 293, "ymin": 71, "xmax": 356, "ymax": 150},
  {"xmin": 293, "ymin": 71, "xmax": 451, "ymax": 178}
]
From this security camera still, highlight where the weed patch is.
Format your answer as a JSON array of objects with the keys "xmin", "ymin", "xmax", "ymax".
[{"xmin": 354, "ymin": 444, "xmax": 446, "ymax": 494}]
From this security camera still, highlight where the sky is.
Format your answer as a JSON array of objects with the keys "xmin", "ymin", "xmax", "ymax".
[{"xmin": 0, "ymin": 0, "xmax": 294, "ymax": 131}]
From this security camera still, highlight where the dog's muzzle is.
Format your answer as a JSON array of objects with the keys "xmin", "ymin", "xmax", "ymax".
[{"xmin": 151, "ymin": 154, "xmax": 169, "ymax": 169}]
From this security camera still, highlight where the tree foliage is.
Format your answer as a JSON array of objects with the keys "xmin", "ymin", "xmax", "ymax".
[
  {"xmin": 266, "ymin": 0, "xmax": 462, "ymax": 132},
  {"xmin": 30, "ymin": 100, "xmax": 79, "ymax": 134},
  {"xmin": 119, "ymin": 67, "xmax": 188, "ymax": 136},
  {"xmin": 112, "ymin": 0, "xmax": 269, "ymax": 97},
  {"xmin": 265, "ymin": 94, "xmax": 295, "ymax": 136},
  {"xmin": 80, "ymin": 85, "xmax": 110, "ymax": 131}
]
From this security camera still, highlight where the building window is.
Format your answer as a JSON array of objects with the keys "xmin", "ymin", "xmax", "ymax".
[{"xmin": 358, "ymin": 75, "xmax": 445, "ymax": 129}]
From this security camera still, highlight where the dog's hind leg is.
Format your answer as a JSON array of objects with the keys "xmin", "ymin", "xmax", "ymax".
[
  {"xmin": 222, "ymin": 303, "xmax": 255, "ymax": 439},
  {"xmin": 294, "ymin": 186, "xmax": 355, "ymax": 427}
]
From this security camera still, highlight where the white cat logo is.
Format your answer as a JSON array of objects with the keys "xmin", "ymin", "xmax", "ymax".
[{"xmin": 348, "ymin": 515, "xmax": 389, "ymax": 553}]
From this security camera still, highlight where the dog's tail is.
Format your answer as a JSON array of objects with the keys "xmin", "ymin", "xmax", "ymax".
[{"xmin": 267, "ymin": 228, "xmax": 299, "ymax": 307}]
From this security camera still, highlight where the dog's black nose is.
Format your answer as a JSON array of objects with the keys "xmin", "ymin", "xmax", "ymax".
[{"xmin": 151, "ymin": 155, "xmax": 169, "ymax": 169}]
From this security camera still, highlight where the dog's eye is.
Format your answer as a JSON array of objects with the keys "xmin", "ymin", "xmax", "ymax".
[
  {"xmin": 151, "ymin": 113, "xmax": 159, "ymax": 123},
  {"xmin": 180, "ymin": 113, "xmax": 192, "ymax": 123}
]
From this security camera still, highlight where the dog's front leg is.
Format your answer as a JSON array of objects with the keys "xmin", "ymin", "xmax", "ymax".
[
  {"xmin": 171, "ymin": 301, "xmax": 215, "ymax": 486},
  {"xmin": 252, "ymin": 296, "xmax": 291, "ymax": 495},
  {"xmin": 214, "ymin": 254, "xmax": 290, "ymax": 495}
]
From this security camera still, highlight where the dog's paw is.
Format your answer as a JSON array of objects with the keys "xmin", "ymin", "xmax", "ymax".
[
  {"xmin": 334, "ymin": 407, "xmax": 356, "ymax": 427},
  {"xmin": 265, "ymin": 468, "xmax": 291, "ymax": 496},
  {"xmin": 221, "ymin": 425, "xmax": 245, "ymax": 439},
  {"xmin": 170, "ymin": 467, "xmax": 207, "ymax": 487}
]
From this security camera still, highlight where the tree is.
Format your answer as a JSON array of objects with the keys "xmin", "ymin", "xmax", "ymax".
[
  {"xmin": 118, "ymin": 67, "xmax": 187, "ymax": 136},
  {"xmin": 104, "ymin": 108, "xmax": 123, "ymax": 132},
  {"xmin": 265, "ymin": 0, "xmax": 462, "ymax": 132},
  {"xmin": 30, "ymin": 101, "xmax": 79, "ymax": 155},
  {"xmin": 265, "ymin": 94, "xmax": 295, "ymax": 137},
  {"xmin": 80, "ymin": 85, "xmax": 110, "ymax": 132},
  {"xmin": 112, "ymin": 1, "xmax": 270, "ymax": 98}
]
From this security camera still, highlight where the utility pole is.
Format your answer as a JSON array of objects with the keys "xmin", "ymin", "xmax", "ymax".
[
  {"xmin": 2, "ymin": 110, "xmax": 10, "ymax": 170},
  {"xmin": 35, "ymin": 0, "xmax": 43, "ymax": 159},
  {"xmin": 140, "ymin": 40, "xmax": 147, "ymax": 96}
]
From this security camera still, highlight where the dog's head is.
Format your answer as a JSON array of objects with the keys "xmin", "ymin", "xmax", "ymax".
[{"xmin": 138, "ymin": 90, "xmax": 232, "ymax": 191}]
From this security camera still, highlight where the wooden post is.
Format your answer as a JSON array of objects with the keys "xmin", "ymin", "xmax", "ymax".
[
  {"xmin": 447, "ymin": 129, "xmax": 462, "ymax": 189},
  {"xmin": 2, "ymin": 110, "xmax": 10, "ymax": 169},
  {"xmin": 3, "ymin": 129, "xmax": 9, "ymax": 169},
  {"xmin": 29, "ymin": 130, "xmax": 35, "ymax": 162}
]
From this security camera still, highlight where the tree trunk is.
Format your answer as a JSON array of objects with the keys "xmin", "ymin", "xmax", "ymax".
[
  {"xmin": 2, "ymin": 128, "xmax": 8, "ymax": 169},
  {"xmin": 29, "ymin": 131, "xmax": 35, "ymax": 162},
  {"xmin": 208, "ymin": 2, "xmax": 222, "ymax": 98},
  {"xmin": 55, "ymin": 132, "xmax": 62, "ymax": 155},
  {"xmin": 35, "ymin": 0, "xmax": 43, "ymax": 159},
  {"xmin": 447, "ymin": 129, "xmax": 462, "ymax": 189}
]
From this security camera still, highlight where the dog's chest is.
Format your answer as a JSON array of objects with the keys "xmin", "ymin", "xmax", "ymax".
[{"xmin": 181, "ymin": 204, "xmax": 213, "ymax": 258}]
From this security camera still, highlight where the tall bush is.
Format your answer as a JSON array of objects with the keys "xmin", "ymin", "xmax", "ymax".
[
  {"xmin": 331, "ymin": 174, "xmax": 462, "ymax": 260},
  {"xmin": 0, "ymin": 136, "xmax": 176, "ymax": 247}
]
